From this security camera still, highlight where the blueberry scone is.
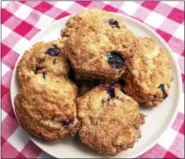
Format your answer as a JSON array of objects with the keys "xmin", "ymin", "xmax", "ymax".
[
  {"xmin": 62, "ymin": 9, "xmax": 137, "ymax": 80},
  {"xmin": 123, "ymin": 37, "xmax": 172, "ymax": 107},
  {"xmin": 14, "ymin": 73, "xmax": 80, "ymax": 141},
  {"xmin": 17, "ymin": 40, "xmax": 69, "ymax": 87},
  {"xmin": 77, "ymin": 84, "xmax": 144, "ymax": 155}
]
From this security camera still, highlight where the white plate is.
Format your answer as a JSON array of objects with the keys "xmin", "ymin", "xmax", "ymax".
[{"xmin": 11, "ymin": 13, "xmax": 182, "ymax": 158}]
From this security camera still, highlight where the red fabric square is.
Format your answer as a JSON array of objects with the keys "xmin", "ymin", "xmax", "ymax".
[
  {"xmin": 77, "ymin": 1, "xmax": 91, "ymax": 7},
  {"xmin": 56, "ymin": 11, "xmax": 70, "ymax": 20},
  {"xmin": 34, "ymin": 1, "xmax": 53, "ymax": 13},
  {"xmin": 16, "ymin": 153, "xmax": 26, "ymax": 158},
  {"xmin": 103, "ymin": 5, "xmax": 118, "ymax": 12},
  {"xmin": 181, "ymin": 74, "xmax": 185, "ymax": 84},
  {"xmin": 168, "ymin": 8, "xmax": 184, "ymax": 23},
  {"xmin": 2, "ymin": 141, "xmax": 19, "ymax": 158},
  {"xmin": 1, "ymin": 136, "xmax": 6, "ymax": 145},
  {"xmin": 142, "ymin": 1, "xmax": 159, "ymax": 10},
  {"xmin": 181, "ymin": 50, "xmax": 184, "ymax": 56},
  {"xmin": 14, "ymin": 21, "xmax": 33, "ymax": 36},
  {"xmin": 156, "ymin": 29, "xmax": 172, "ymax": 42},
  {"xmin": 179, "ymin": 123, "xmax": 184, "ymax": 135},
  {"xmin": 164, "ymin": 151, "xmax": 179, "ymax": 158},
  {"xmin": 1, "ymin": 85, "xmax": 9, "ymax": 98},
  {"xmin": 1, "ymin": 9, "xmax": 13, "ymax": 23},
  {"xmin": 1, "ymin": 43, "xmax": 11, "ymax": 57}
]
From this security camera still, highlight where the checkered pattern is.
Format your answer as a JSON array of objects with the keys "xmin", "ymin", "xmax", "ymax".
[{"xmin": 1, "ymin": 1, "xmax": 184, "ymax": 158}]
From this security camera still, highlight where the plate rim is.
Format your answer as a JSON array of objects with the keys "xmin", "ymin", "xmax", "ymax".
[{"xmin": 10, "ymin": 12, "xmax": 182, "ymax": 158}]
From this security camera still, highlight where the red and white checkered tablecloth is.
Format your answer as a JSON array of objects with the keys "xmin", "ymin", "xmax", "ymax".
[{"xmin": 1, "ymin": 1, "xmax": 184, "ymax": 158}]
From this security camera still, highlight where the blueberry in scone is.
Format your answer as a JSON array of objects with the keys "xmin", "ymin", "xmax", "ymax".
[
  {"xmin": 14, "ymin": 73, "xmax": 80, "ymax": 141},
  {"xmin": 123, "ymin": 37, "xmax": 172, "ymax": 107},
  {"xmin": 77, "ymin": 84, "xmax": 144, "ymax": 155},
  {"xmin": 17, "ymin": 40, "xmax": 69, "ymax": 87},
  {"xmin": 62, "ymin": 9, "xmax": 137, "ymax": 80}
]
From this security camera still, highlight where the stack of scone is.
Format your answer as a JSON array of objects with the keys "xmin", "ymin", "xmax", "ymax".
[{"xmin": 14, "ymin": 9, "xmax": 172, "ymax": 156}]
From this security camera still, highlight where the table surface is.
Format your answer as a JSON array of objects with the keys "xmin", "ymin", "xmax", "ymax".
[{"xmin": 1, "ymin": 1, "xmax": 184, "ymax": 158}]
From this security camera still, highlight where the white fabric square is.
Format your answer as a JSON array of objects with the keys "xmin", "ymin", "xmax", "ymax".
[
  {"xmin": 14, "ymin": 5, "xmax": 32, "ymax": 20},
  {"xmin": 2, "ymin": 1, "xmax": 10, "ymax": 8},
  {"xmin": 2, "ymin": 25, "xmax": 11, "ymax": 41},
  {"xmin": 2, "ymin": 63, "xmax": 10, "ymax": 77},
  {"xmin": 103, "ymin": 1, "xmax": 110, "ymax": 4},
  {"xmin": 145, "ymin": 12, "xmax": 165, "ymax": 28},
  {"xmin": 158, "ymin": 128, "xmax": 177, "ymax": 149},
  {"xmin": 55, "ymin": 1, "xmax": 73, "ymax": 10},
  {"xmin": 8, "ymin": 126, "xmax": 30, "ymax": 151},
  {"xmin": 13, "ymin": 38, "xmax": 30, "ymax": 54},
  {"xmin": 163, "ymin": 1, "xmax": 178, "ymax": 7},
  {"xmin": 174, "ymin": 25, "xmax": 184, "ymax": 41},
  {"xmin": 121, "ymin": 1, "xmax": 140, "ymax": 15},
  {"xmin": 2, "ymin": 109, "xmax": 7, "ymax": 121},
  {"xmin": 35, "ymin": 14, "xmax": 54, "ymax": 29},
  {"xmin": 171, "ymin": 51, "xmax": 180, "ymax": 62}
]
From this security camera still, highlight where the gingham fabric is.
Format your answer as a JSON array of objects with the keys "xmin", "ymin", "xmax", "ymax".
[{"xmin": 1, "ymin": 1, "xmax": 184, "ymax": 158}]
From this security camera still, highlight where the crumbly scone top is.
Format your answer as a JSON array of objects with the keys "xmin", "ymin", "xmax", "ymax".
[{"xmin": 77, "ymin": 85, "xmax": 144, "ymax": 155}]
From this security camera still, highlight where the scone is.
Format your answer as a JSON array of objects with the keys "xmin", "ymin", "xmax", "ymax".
[
  {"xmin": 123, "ymin": 37, "xmax": 172, "ymax": 107},
  {"xmin": 77, "ymin": 84, "xmax": 144, "ymax": 155},
  {"xmin": 14, "ymin": 73, "xmax": 80, "ymax": 141},
  {"xmin": 62, "ymin": 9, "xmax": 137, "ymax": 80},
  {"xmin": 17, "ymin": 40, "xmax": 69, "ymax": 87}
]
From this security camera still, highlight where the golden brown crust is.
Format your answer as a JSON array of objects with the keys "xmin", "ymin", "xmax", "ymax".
[
  {"xmin": 17, "ymin": 40, "xmax": 69, "ymax": 87},
  {"xmin": 62, "ymin": 9, "xmax": 136, "ymax": 80},
  {"xmin": 123, "ymin": 37, "xmax": 172, "ymax": 107},
  {"xmin": 14, "ymin": 73, "xmax": 80, "ymax": 141},
  {"xmin": 77, "ymin": 85, "xmax": 144, "ymax": 155}
]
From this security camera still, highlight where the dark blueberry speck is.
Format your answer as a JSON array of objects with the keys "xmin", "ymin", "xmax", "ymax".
[
  {"xmin": 45, "ymin": 44, "xmax": 61, "ymax": 56},
  {"xmin": 109, "ymin": 19, "xmax": 120, "ymax": 28},
  {"xmin": 106, "ymin": 87, "xmax": 115, "ymax": 98},
  {"xmin": 158, "ymin": 84, "xmax": 168, "ymax": 99},
  {"xmin": 119, "ymin": 79, "xmax": 126, "ymax": 87},
  {"xmin": 37, "ymin": 58, "xmax": 45, "ymax": 64},
  {"xmin": 43, "ymin": 72, "xmax": 46, "ymax": 80},
  {"xmin": 34, "ymin": 66, "xmax": 44, "ymax": 74},
  {"xmin": 107, "ymin": 51, "xmax": 125, "ymax": 69},
  {"xmin": 61, "ymin": 118, "xmax": 74, "ymax": 127},
  {"xmin": 53, "ymin": 58, "xmax": 56, "ymax": 64}
]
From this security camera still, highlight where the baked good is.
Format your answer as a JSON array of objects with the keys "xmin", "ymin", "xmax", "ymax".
[
  {"xmin": 17, "ymin": 40, "xmax": 69, "ymax": 87},
  {"xmin": 62, "ymin": 9, "xmax": 137, "ymax": 80},
  {"xmin": 123, "ymin": 37, "xmax": 172, "ymax": 107},
  {"xmin": 77, "ymin": 84, "xmax": 144, "ymax": 155},
  {"xmin": 14, "ymin": 73, "xmax": 80, "ymax": 141}
]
